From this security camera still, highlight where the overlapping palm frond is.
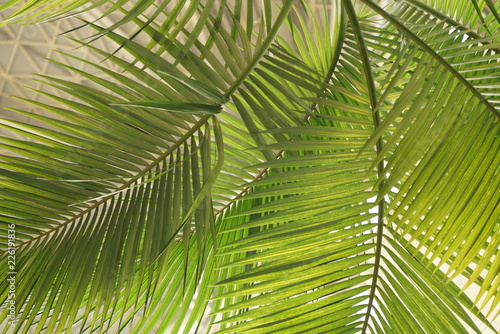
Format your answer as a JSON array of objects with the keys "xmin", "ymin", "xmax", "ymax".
[
  {"xmin": 407, "ymin": 0, "xmax": 500, "ymax": 37},
  {"xmin": 357, "ymin": 0, "xmax": 500, "ymax": 319},
  {"xmin": 0, "ymin": 2, "xmax": 300, "ymax": 332},
  {"xmin": 208, "ymin": 0, "xmax": 500, "ymax": 333},
  {"xmin": 0, "ymin": 0, "xmax": 499, "ymax": 333},
  {"xmin": 0, "ymin": 33, "xmax": 229, "ymax": 330}
]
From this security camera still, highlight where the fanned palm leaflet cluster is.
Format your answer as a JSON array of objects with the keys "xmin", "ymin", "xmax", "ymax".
[{"xmin": 0, "ymin": 0, "xmax": 498, "ymax": 333}]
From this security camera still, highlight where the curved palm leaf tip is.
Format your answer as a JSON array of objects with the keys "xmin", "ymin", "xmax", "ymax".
[{"xmin": 0, "ymin": 0, "xmax": 499, "ymax": 333}]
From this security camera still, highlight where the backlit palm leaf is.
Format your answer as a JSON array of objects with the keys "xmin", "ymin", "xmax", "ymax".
[{"xmin": 0, "ymin": 1, "xmax": 498, "ymax": 333}]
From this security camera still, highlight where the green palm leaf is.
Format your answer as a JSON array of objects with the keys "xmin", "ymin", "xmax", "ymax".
[{"xmin": 0, "ymin": 1, "xmax": 498, "ymax": 333}]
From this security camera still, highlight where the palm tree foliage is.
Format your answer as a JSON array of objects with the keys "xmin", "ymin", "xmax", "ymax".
[{"xmin": 0, "ymin": 0, "xmax": 499, "ymax": 333}]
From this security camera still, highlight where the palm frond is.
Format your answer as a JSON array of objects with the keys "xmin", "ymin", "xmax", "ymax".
[
  {"xmin": 208, "ymin": 1, "xmax": 499, "ymax": 332},
  {"xmin": 352, "ymin": 0, "xmax": 500, "ymax": 317},
  {"xmin": 0, "ymin": 53, "xmax": 225, "ymax": 330},
  {"xmin": 404, "ymin": 0, "xmax": 500, "ymax": 36},
  {"xmin": 0, "ymin": 2, "xmax": 301, "ymax": 332},
  {"xmin": 0, "ymin": 0, "xmax": 162, "ymax": 28},
  {"xmin": 0, "ymin": 1, "xmax": 499, "ymax": 333}
]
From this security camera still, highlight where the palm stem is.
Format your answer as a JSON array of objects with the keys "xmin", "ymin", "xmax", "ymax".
[{"xmin": 342, "ymin": 0, "xmax": 385, "ymax": 332}]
